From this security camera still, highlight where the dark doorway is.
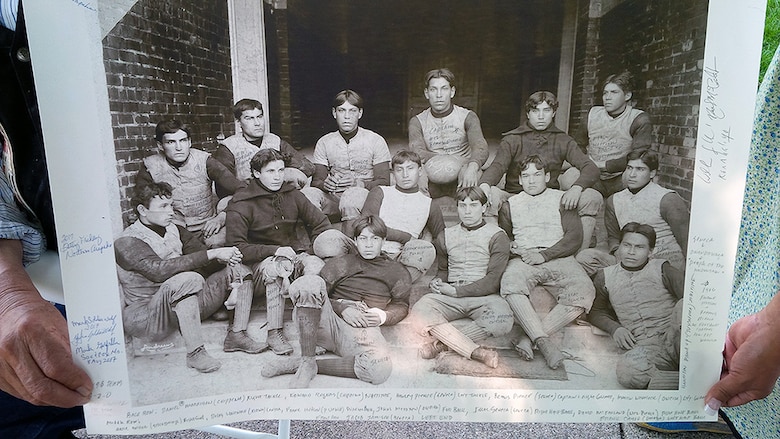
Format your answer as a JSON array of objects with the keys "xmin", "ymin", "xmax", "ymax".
[{"xmin": 265, "ymin": 0, "xmax": 565, "ymax": 148}]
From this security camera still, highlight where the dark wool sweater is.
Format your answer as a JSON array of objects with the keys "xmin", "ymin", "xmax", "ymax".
[{"xmin": 225, "ymin": 180, "xmax": 331, "ymax": 264}]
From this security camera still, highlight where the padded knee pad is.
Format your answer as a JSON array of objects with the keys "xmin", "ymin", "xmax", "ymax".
[
  {"xmin": 616, "ymin": 346, "xmax": 656, "ymax": 389},
  {"xmin": 355, "ymin": 348, "xmax": 392, "ymax": 385}
]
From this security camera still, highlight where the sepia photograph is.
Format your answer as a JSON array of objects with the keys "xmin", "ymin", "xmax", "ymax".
[
  {"xmin": 21, "ymin": 0, "xmax": 766, "ymax": 434},
  {"xmin": 101, "ymin": 0, "xmax": 701, "ymax": 404}
]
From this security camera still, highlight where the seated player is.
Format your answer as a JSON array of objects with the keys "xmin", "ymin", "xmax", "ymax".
[
  {"xmin": 225, "ymin": 149, "xmax": 332, "ymax": 355},
  {"xmin": 588, "ymin": 222, "xmax": 684, "ymax": 390},
  {"xmin": 408, "ymin": 68, "xmax": 489, "ymax": 199},
  {"xmin": 499, "ymin": 155, "xmax": 595, "ymax": 369},
  {"xmin": 313, "ymin": 149, "xmax": 442, "ymax": 282},
  {"xmin": 301, "ymin": 90, "xmax": 391, "ymax": 222},
  {"xmin": 115, "ymin": 182, "xmax": 266, "ymax": 373},
  {"xmin": 261, "ymin": 216, "xmax": 411, "ymax": 388},
  {"xmin": 478, "ymin": 91, "xmax": 602, "ymax": 251},
  {"xmin": 577, "ymin": 149, "xmax": 689, "ymax": 275},
  {"xmin": 136, "ymin": 119, "xmax": 244, "ymax": 248},
  {"xmin": 407, "ymin": 186, "xmax": 512, "ymax": 368},
  {"xmin": 213, "ymin": 98, "xmax": 314, "ymax": 197}
]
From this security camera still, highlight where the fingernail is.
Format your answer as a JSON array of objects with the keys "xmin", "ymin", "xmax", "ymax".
[
  {"xmin": 77, "ymin": 386, "xmax": 92, "ymax": 399},
  {"xmin": 704, "ymin": 399, "xmax": 721, "ymax": 416}
]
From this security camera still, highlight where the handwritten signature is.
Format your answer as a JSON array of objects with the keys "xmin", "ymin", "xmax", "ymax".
[
  {"xmin": 61, "ymin": 233, "xmax": 113, "ymax": 259},
  {"xmin": 70, "ymin": 0, "xmax": 97, "ymax": 12}
]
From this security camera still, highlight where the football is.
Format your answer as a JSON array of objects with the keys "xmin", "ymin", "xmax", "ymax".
[{"xmin": 424, "ymin": 154, "xmax": 464, "ymax": 184}]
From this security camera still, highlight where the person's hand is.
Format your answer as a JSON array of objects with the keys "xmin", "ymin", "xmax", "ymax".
[
  {"xmin": 705, "ymin": 309, "xmax": 780, "ymax": 412},
  {"xmin": 363, "ymin": 309, "xmax": 384, "ymax": 327},
  {"xmin": 284, "ymin": 168, "xmax": 309, "ymax": 189},
  {"xmin": 202, "ymin": 212, "xmax": 226, "ymax": 238},
  {"xmin": 560, "ymin": 186, "xmax": 583, "ymax": 210},
  {"xmin": 510, "ymin": 241, "xmax": 522, "ymax": 256},
  {"xmin": 612, "ymin": 327, "xmax": 636, "ymax": 350},
  {"xmin": 479, "ymin": 182, "xmax": 493, "ymax": 204},
  {"xmin": 341, "ymin": 307, "xmax": 369, "ymax": 328},
  {"xmin": 0, "ymin": 296, "xmax": 93, "ymax": 407},
  {"xmin": 336, "ymin": 173, "xmax": 355, "ymax": 189},
  {"xmin": 429, "ymin": 278, "xmax": 457, "ymax": 296},
  {"xmin": 323, "ymin": 174, "xmax": 340, "ymax": 192},
  {"xmin": 208, "ymin": 246, "xmax": 242, "ymax": 266},
  {"xmin": 519, "ymin": 249, "xmax": 545, "ymax": 265},
  {"xmin": 0, "ymin": 241, "xmax": 93, "ymax": 407},
  {"xmin": 459, "ymin": 162, "xmax": 480, "ymax": 188}
]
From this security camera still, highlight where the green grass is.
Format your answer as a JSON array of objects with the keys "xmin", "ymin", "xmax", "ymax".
[{"xmin": 761, "ymin": 0, "xmax": 780, "ymax": 80}]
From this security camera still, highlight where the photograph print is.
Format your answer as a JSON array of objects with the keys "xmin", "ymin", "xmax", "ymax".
[{"xmin": 35, "ymin": 0, "xmax": 761, "ymax": 432}]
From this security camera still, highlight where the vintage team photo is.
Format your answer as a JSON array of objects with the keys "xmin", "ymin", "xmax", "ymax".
[{"xmin": 100, "ymin": 0, "xmax": 703, "ymax": 406}]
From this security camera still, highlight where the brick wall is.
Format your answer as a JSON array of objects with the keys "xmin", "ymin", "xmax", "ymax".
[
  {"xmin": 103, "ymin": 0, "xmax": 233, "ymax": 226},
  {"xmin": 569, "ymin": 0, "xmax": 601, "ymax": 138},
  {"xmin": 570, "ymin": 0, "xmax": 708, "ymax": 202},
  {"xmin": 264, "ymin": 4, "xmax": 293, "ymax": 142}
]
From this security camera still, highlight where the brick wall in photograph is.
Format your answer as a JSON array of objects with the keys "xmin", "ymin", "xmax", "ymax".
[
  {"xmin": 571, "ymin": 0, "xmax": 708, "ymax": 203},
  {"xmin": 103, "ymin": 1, "xmax": 233, "ymax": 225}
]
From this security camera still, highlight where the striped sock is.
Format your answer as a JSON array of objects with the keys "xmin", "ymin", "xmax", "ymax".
[
  {"xmin": 504, "ymin": 294, "xmax": 546, "ymax": 341},
  {"xmin": 459, "ymin": 321, "xmax": 491, "ymax": 343},
  {"xmin": 230, "ymin": 282, "xmax": 254, "ymax": 331},
  {"xmin": 317, "ymin": 356, "xmax": 358, "ymax": 379},
  {"xmin": 296, "ymin": 307, "xmax": 321, "ymax": 357},
  {"xmin": 266, "ymin": 280, "xmax": 285, "ymax": 330},
  {"xmin": 430, "ymin": 322, "xmax": 479, "ymax": 358},
  {"xmin": 648, "ymin": 370, "xmax": 680, "ymax": 390},
  {"xmin": 541, "ymin": 304, "xmax": 584, "ymax": 335}
]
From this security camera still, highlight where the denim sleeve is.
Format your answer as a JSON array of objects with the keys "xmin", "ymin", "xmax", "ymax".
[{"xmin": 0, "ymin": 146, "xmax": 45, "ymax": 266}]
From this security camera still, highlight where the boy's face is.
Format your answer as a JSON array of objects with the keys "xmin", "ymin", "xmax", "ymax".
[
  {"xmin": 602, "ymin": 82, "xmax": 631, "ymax": 115},
  {"xmin": 392, "ymin": 160, "xmax": 421, "ymax": 190},
  {"xmin": 624, "ymin": 159, "xmax": 656, "ymax": 190},
  {"xmin": 520, "ymin": 163, "xmax": 550, "ymax": 196},
  {"xmin": 239, "ymin": 108, "xmax": 266, "ymax": 141},
  {"xmin": 253, "ymin": 159, "xmax": 285, "ymax": 191},
  {"xmin": 140, "ymin": 195, "xmax": 174, "ymax": 227},
  {"xmin": 355, "ymin": 228, "xmax": 384, "ymax": 260},
  {"xmin": 157, "ymin": 129, "xmax": 191, "ymax": 164},
  {"xmin": 617, "ymin": 232, "xmax": 652, "ymax": 268},
  {"xmin": 332, "ymin": 101, "xmax": 362, "ymax": 134},
  {"xmin": 457, "ymin": 196, "xmax": 485, "ymax": 228},
  {"xmin": 424, "ymin": 77, "xmax": 455, "ymax": 113},
  {"xmin": 527, "ymin": 101, "xmax": 555, "ymax": 131}
]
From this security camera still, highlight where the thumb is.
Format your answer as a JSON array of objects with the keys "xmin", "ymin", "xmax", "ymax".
[{"xmin": 705, "ymin": 373, "xmax": 740, "ymax": 413}]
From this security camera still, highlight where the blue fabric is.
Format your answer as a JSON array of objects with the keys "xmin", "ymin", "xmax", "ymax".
[
  {"xmin": 0, "ymin": 393, "xmax": 85, "ymax": 438},
  {"xmin": 0, "ymin": 0, "xmax": 16, "ymax": 31},
  {"xmin": 720, "ymin": 44, "xmax": 780, "ymax": 438},
  {"xmin": 0, "ymin": 138, "xmax": 46, "ymax": 266}
]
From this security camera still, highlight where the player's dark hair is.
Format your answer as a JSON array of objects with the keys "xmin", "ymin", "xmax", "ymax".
[
  {"xmin": 455, "ymin": 186, "xmax": 488, "ymax": 206},
  {"xmin": 519, "ymin": 155, "xmax": 549, "ymax": 174},
  {"xmin": 391, "ymin": 149, "xmax": 422, "ymax": 168},
  {"xmin": 352, "ymin": 215, "xmax": 388, "ymax": 239},
  {"xmin": 603, "ymin": 71, "xmax": 634, "ymax": 95},
  {"xmin": 132, "ymin": 181, "xmax": 173, "ymax": 214},
  {"xmin": 525, "ymin": 91, "xmax": 559, "ymax": 113},
  {"xmin": 233, "ymin": 98, "xmax": 263, "ymax": 120},
  {"xmin": 620, "ymin": 222, "xmax": 657, "ymax": 249},
  {"xmin": 155, "ymin": 119, "xmax": 192, "ymax": 142},
  {"xmin": 424, "ymin": 68, "xmax": 456, "ymax": 89},
  {"xmin": 250, "ymin": 148, "xmax": 290, "ymax": 172},
  {"xmin": 333, "ymin": 89, "xmax": 364, "ymax": 110},
  {"xmin": 626, "ymin": 149, "xmax": 659, "ymax": 172}
]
